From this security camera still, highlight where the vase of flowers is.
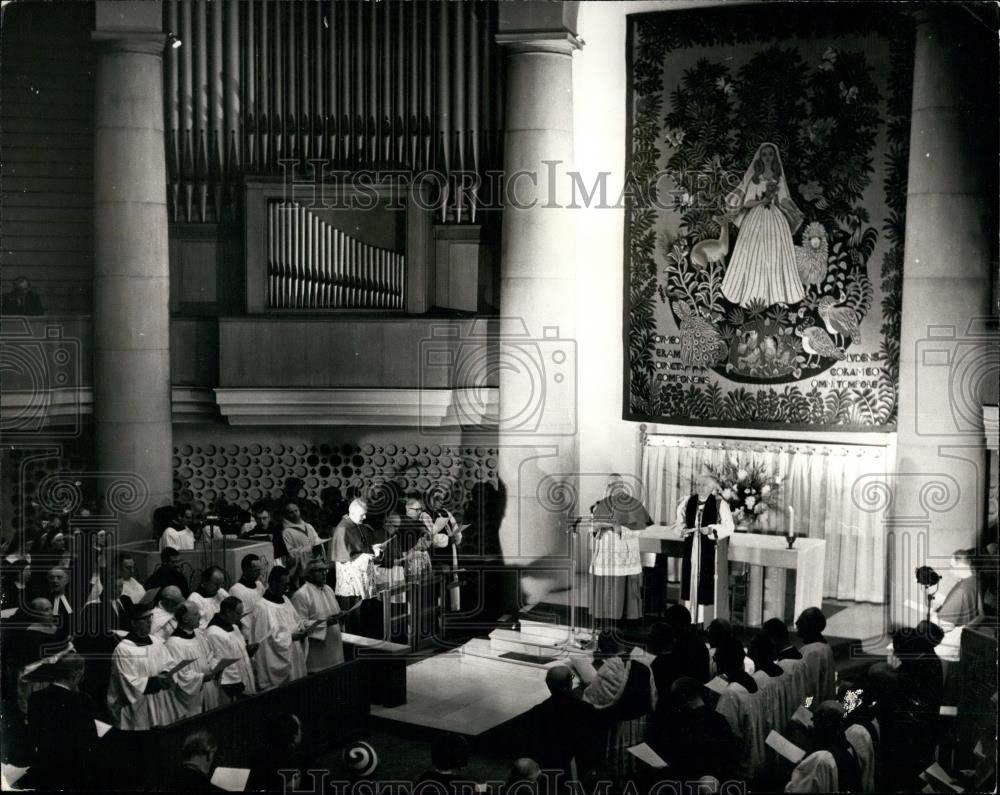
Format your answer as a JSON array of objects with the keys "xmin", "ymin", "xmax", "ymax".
[{"xmin": 705, "ymin": 457, "xmax": 783, "ymax": 530}]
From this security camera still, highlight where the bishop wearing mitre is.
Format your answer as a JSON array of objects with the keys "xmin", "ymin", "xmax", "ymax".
[{"xmin": 675, "ymin": 473, "xmax": 734, "ymax": 624}]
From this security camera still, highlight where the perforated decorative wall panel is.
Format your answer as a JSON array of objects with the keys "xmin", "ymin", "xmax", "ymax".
[{"xmin": 172, "ymin": 441, "xmax": 499, "ymax": 515}]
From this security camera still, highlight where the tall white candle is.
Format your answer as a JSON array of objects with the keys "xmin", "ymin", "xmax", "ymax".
[{"xmin": 787, "ymin": 505, "xmax": 795, "ymax": 538}]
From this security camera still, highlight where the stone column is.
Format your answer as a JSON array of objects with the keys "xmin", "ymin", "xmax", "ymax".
[
  {"xmin": 495, "ymin": 13, "xmax": 582, "ymax": 604},
  {"xmin": 888, "ymin": 8, "xmax": 996, "ymax": 626},
  {"xmin": 92, "ymin": 17, "xmax": 172, "ymax": 541}
]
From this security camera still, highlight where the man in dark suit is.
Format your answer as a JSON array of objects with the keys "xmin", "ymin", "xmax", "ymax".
[
  {"xmin": 521, "ymin": 665, "xmax": 600, "ymax": 784},
  {"xmin": 25, "ymin": 652, "xmax": 98, "ymax": 790},
  {"xmin": 648, "ymin": 676, "xmax": 737, "ymax": 784},
  {"xmin": 2, "ymin": 276, "xmax": 43, "ymax": 315},
  {"xmin": 143, "ymin": 546, "xmax": 190, "ymax": 597},
  {"xmin": 170, "ymin": 730, "xmax": 224, "ymax": 791}
]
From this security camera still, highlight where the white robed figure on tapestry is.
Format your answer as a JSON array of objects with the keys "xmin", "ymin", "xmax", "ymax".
[
  {"xmin": 721, "ymin": 142, "xmax": 806, "ymax": 308},
  {"xmin": 673, "ymin": 473, "xmax": 734, "ymax": 624}
]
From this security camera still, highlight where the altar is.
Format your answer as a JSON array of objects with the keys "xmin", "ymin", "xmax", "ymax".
[{"xmin": 639, "ymin": 525, "xmax": 826, "ymax": 626}]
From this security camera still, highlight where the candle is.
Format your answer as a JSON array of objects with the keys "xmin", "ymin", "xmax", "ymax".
[{"xmin": 787, "ymin": 505, "xmax": 796, "ymax": 538}]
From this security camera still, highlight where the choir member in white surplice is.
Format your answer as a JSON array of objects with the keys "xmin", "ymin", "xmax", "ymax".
[
  {"xmin": 674, "ymin": 473, "xmax": 734, "ymax": 624},
  {"xmin": 108, "ymin": 601, "xmax": 184, "ymax": 730},
  {"xmin": 206, "ymin": 596, "xmax": 257, "ymax": 701},
  {"xmin": 281, "ymin": 502, "xmax": 325, "ymax": 581},
  {"xmin": 246, "ymin": 566, "xmax": 310, "ymax": 690},
  {"xmin": 785, "ymin": 701, "xmax": 862, "ymax": 793},
  {"xmin": 188, "ymin": 565, "xmax": 229, "ymax": 630},
  {"xmin": 229, "ymin": 554, "xmax": 266, "ymax": 612},
  {"xmin": 165, "ymin": 600, "xmax": 224, "ymax": 717},
  {"xmin": 291, "ymin": 559, "xmax": 345, "ymax": 672},
  {"xmin": 150, "ymin": 585, "xmax": 184, "ymax": 642}
]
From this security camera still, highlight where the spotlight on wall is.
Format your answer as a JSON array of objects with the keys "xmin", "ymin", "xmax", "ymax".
[{"xmin": 167, "ymin": 32, "xmax": 182, "ymax": 49}]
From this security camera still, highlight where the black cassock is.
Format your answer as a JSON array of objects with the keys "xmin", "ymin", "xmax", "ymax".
[{"xmin": 680, "ymin": 494, "xmax": 724, "ymax": 606}]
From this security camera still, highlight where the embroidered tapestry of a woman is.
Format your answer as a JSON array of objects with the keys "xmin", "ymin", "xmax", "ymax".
[{"xmin": 721, "ymin": 142, "xmax": 806, "ymax": 308}]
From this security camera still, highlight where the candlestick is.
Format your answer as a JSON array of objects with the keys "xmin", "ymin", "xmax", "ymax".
[{"xmin": 786, "ymin": 505, "xmax": 796, "ymax": 548}]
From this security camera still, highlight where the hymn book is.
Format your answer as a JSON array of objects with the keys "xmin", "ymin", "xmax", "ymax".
[
  {"xmin": 627, "ymin": 743, "xmax": 669, "ymax": 769},
  {"xmin": 766, "ymin": 730, "xmax": 806, "ymax": 764}
]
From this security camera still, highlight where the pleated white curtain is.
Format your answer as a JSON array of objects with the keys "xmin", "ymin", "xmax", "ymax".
[{"xmin": 640, "ymin": 435, "xmax": 889, "ymax": 602}]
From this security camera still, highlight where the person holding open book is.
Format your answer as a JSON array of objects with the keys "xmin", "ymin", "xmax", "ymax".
[
  {"xmin": 245, "ymin": 566, "xmax": 314, "ymax": 690},
  {"xmin": 785, "ymin": 701, "xmax": 861, "ymax": 793},
  {"xmin": 107, "ymin": 601, "xmax": 183, "ymax": 730},
  {"xmin": 165, "ymin": 600, "xmax": 228, "ymax": 717}
]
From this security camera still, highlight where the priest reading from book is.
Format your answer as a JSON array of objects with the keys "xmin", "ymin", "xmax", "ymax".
[
  {"xmin": 588, "ymin": 474, "xmax": 653, "ymax": 626},
  {"xmin": 673, "ymin": 472, "xmax": 734, "ymax": 624},
  {"xmin": 107, "ymin": 601, "xmax": 183, "ymax": 730}
]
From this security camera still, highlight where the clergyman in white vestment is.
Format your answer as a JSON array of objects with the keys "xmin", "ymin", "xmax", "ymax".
[
  {"xmin": 245, "ymin": 566, "xmax": 309, "ymax": 690},
  {"xmin": 107, "ymin": 601, "xmax": 183, "ymax": 730},
  {"xmin": 291, "ymin": 560, "xmax": 345, "ymax": 673}
]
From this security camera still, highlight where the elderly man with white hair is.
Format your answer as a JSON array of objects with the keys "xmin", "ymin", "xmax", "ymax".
[
  {"xmin": 674, "ymin": 472, "xmax": 734, "ymax": 624},
  {"xmin": 291, "ymin": 559, "xmax": 346, "ymax": 672}
]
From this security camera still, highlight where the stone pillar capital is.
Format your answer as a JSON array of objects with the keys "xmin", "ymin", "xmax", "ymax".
[
  {"xmin": 92, "ymin": 30, "xmax": 166, "ymax": 58},
  {"xmin": 495, "ymin": 31, "xmax": 583, "ymax": 57}
]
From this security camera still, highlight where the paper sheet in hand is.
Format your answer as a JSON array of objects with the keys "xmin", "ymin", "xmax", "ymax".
[
  {"xmin": 210, "ymin": 767, "xmax": 250, "ymax": 791},
  {"xmin": 939, "ymin": 705, "xmax": 958, "ymax": 716},
  {"xmin": 922, "ymin": 762, "xmax": 965, "ymax": 793},
  {"xmin": 766, "ymin": 730, "xmax": 805, "ymax": 764},
  {"xmin": 94, "ymin": 719, "xmax": 113, "ymax": 738},
  {"xmin": 164, "ymin": 657, "xmax": 196, "ymax": 676},
  {"xmin": 1, "ymin": 764, "xmax": 30, "ymax": 788},
  {"xmin": 627, "ymin": 743, "xmax": 669, "ymax": 769},
  {"xmin": 704, "ymin": 676, "xmax": 729, "ymax": 695},
  {"xmin": 212, "ymin": 657, "xmax": 239, "ymax": 675},
  {"xmin": 791, "ymin": 705, "xmax": 814, "ymax": 728}
]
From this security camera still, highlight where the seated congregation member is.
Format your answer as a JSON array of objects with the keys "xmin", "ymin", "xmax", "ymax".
[
  {"xmin": 144, "ymin": 547, "xmax": 191, "ymax": 597},
  {"xmin": 1, "ymin": 557, "xmax": 31, "ymax": 610},
  {"xmin": 118, "ymin": 552, "xmax": 146, "ymax": 604},
  {"xmin": 229, "ymin": 553, "xmax": 265, "ymax": 611},
  {"xmin": 712, "ymin": 636, "xmax": 761, "ymax": 780},
  {"xmin": 648, "ymin": 622, "xmax": 681, "ymax": 703},
  {"xmin": 247, "ymin": 713, "xmax": 309, "ymax": 791},
  {"xmin": 151, "ymin": 585, "xmax": 185, "ymax": 641},
  {"xmin": 521, "ymin": 665, "xmax": 599, "ymax": 782},
  {"xmin": 159, "ymin": 504, "xmax": 196, "ymax": 551},
  {"xmin": 663, "ymin": 603, "xmax": 710, "ymax": 683},
  {"xmin": 170, "ymin": 730, "xmax": 224, "ymax": 791},
  {"xmin": 189, "ymin": 565, "xmax": 229, "ymax": 629},
  {"xmin": 166, "ymin": 600, "xmax": 225, "ymax": 717},
  {"xmin": 206, "ymin": 596, "xmax": 257, "ymax": 701},
  {"xmin": 649, "ymin": 676, "xmax": 737, "ymax": 784},
  {"xmin": 108, "ymin": 601, "xmax": 182, "ymax": 729},
  {"xmin": 764, "ymin": 617, "xmax": 802, "ymax": 661},
  {"xmin": 785, "ymin": 701, "xmax": 861, "ymax": 793},
  {"xmin": 796, "ymin": 607, "xmax": 835, "ymax": 703},
  {"xmin": 239, "ymin": 502, "xmax": 271, "ymax": 538},
  {"xmin": 416, "ymin": 733, "xmax": 472, "ymax": 793},
  {"xmin": 8, "ymin": 598, "xmax": 75, "ymax": 715},
  {"xmin": 931, "ymin": 548, "xmax": 982, "ymax": 660},
  {"xmin": 245, "ymin": 566, "xmax": 309, "ymax": 690},
  {"xmin": 281, "ymin": 502, "xmax": 324, "ymax": 579},
  {"xmin": 24, "ymin": 652, "xmax": 97, "ymax": 790},
  {"xmin": 330, "ymin": 498, "xmax": 379, "ymax": 610},
  {"xmin": 291, "ymin": 559, "xmax": 346, "ymax": 672},
  {"xmin": 570, "ymin": 630, "xmax": 656, "ymax": 783}
]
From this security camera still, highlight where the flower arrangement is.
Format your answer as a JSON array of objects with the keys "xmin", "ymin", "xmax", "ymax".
[{"xmin": 705, "ymin": 457, "xmax": 783, "ymax": 527}]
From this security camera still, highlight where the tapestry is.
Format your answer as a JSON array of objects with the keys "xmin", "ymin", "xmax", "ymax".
[{"xmin": 625, "ymin": 5, "xmax": 913, "ymax": 431}]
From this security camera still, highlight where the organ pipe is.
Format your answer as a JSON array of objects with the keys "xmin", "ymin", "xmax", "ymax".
[{"xmin": 164, "ymin": 0, "xmax": 503, "ymax": 224}]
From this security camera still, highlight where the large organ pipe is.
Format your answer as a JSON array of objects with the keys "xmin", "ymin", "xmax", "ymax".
[{"xmin": 166, "ymin": 0, "xmax": 503, "ymax": 223}]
